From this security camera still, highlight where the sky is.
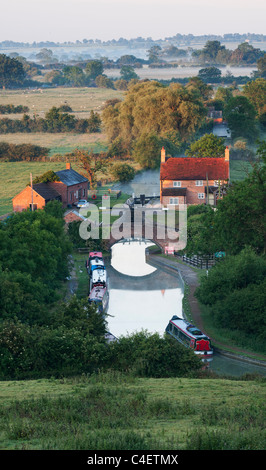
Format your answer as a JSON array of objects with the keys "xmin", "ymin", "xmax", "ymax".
[{"xmin": 1, "ymin": 0, "xmax": 266, "ymax": 43}]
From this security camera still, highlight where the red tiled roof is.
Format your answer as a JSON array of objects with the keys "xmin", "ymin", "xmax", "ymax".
[{"xmin": 160, "ymin": 157, "xmax": 229, "ymax": 181}]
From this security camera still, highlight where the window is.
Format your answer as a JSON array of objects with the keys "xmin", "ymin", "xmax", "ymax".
[
  {"xmin": 196, "ymin": 180, "xmax": 203, "ymax": 186},
  {"xmin": 173, "ymin": 181, "xmax": 181, "ymax": 187},
  {"xmin": 198, "ymin": 193, "xmax": 205, "ymax": 199},
  {"xmin": 169, "ymin": 197, "xmax": 179, "ymax": 205}
]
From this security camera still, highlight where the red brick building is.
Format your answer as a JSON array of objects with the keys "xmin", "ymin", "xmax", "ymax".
[
  {"xmin": 160, "ymin": 146, "xmax": 229, "ymax": 207},
  {"xmin": 12, "ymin": 163, "xmax": 88, "ymax": 212}
]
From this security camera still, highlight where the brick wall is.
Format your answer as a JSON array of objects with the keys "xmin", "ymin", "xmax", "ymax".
[
  {"xmin": 12, "ymin": 186, "xmax": 46, "ymax": 211},
  {"xmin": 48, "ymin": 181, "xmax": 88, "ymax": 207},
  {"xmin": 161, "ymin": 179, "xmax": 226, "ymax": 205}
]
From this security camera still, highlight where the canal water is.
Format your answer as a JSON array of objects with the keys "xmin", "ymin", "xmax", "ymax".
[{"xmin": 106, "ymin": 240, "xmax": 266, "ymax": 377}]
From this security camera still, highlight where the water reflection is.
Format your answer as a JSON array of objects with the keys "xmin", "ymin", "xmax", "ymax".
[
  {"xmin": 108, "ymin": 288, "xmax": 183, "ymax": 337},
  {"xmin": 107, "ymin": 240, "xmax": 183, "ymax": 337}
]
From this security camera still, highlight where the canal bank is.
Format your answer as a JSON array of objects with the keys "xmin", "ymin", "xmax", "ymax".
[{"xmin": 147, "ymin": 253, "xmax": 266, "ymax": 371}]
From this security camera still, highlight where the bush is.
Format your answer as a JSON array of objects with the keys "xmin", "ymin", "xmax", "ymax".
[
  {"xmin": 111, "ymin": 162, "xmax": 136, "ymax": 182},
  {"xmin": 104, "ymin": 331, "xmax": 201, "ymax": 377}
]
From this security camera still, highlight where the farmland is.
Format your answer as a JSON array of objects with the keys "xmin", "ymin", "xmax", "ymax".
[{"xmin": 0, "ymin": 87, "xmax": 124, "ymax": 119}]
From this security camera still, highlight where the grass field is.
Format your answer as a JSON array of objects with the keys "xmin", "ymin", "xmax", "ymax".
[
  {"xmin": 0, "ymin": 87, "xmax": 124, "ymax": 119},
  {"xmin": 0, "ymin": 374, "xmax": 265, "ymax": 450},
  {"xmin": 0, "ymin": 132, "xmax": 108, "ymax": 156}
]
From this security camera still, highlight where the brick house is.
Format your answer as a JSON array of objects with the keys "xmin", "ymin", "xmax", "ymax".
[
  {"xmin": 12, "ymin": 183, "xmax": 62, "ymax": 212},
  {"xmin": 12, "ymin": 163, "xmax": 88, "ymax": 212},
  {"xmin": 50, "ymin": 163, "xmax": 88, "ymax": 207},
  {"xmin": 160, "ymin": 146, "xmax": 229, "ymax": 207}
]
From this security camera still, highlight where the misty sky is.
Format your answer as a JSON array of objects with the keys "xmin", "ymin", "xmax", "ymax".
[{"xmin": 2, "ymin": 0, "xmax": 266, "ymax": 42}]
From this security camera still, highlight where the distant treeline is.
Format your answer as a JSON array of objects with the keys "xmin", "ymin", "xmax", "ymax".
[
  {"xmin": 0, "ymin": 104, "xmax": 29, "ymax": 114},
  {"xmin": 0, "ymin": 142, "xmax": 49, "ymax": 161},
  {"xmin": 0, "ymin": 107, "xmax": 101, "ymax": 134}
]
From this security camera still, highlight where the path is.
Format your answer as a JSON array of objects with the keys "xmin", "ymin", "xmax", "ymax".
[
  {"xmin": 148, "ymin": 254, "xmax": 266, "ymax": 367},
  {"xmin": 64, "ymin": 255, "xmax": 78, "ymax": 300}
]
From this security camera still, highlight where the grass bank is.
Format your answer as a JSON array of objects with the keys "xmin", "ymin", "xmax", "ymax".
[{"xmin": 0, "ymin": 373, "xmax": 265, "ymax": 450}]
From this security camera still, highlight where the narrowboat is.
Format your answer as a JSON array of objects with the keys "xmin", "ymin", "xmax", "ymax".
[
  {"xmin": 166, "ymin": 315, "xmax": 213, "ymax": 362},
  {"xmin": 88, "ymin": 286, "xmax": 109, "ymax": 314}
]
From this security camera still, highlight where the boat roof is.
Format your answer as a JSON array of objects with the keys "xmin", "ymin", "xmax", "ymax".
[
  {"xmin": 91, "ymin": 269, "xmax": 107, "ymax": 281},
  {"xmin": 169, "ymin": 316, "xmax": 207, "ymax": 339},
  {"xmin": 89, "ymin": 286, "xmax": 107, "ymax": 300},
  {"xmin": 89, "ymin": 251, "xmax": 103, "ymax": 258}
]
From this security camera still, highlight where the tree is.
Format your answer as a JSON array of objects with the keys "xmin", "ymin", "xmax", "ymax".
[
  {"xmin": 243, "ymin": 79, "xmax": 266, "ymax": 118},
  {"xmin": 224, "ymin": 95, "xmax": 257, "ymax": 140},
  {"xmin": 102, "ymin": 80, "xmax": 206, "ymax": 158},
  {"xmin": 186, "ymin": 77, "xmax": 213, "ymax": 102},
  {"xmin": 185, "ymin": 134, "xmax": 225, "ymax": 158},
  {"xmin": 229, "ymin": 43, "xmax": 264, "ymax": 65},
  {"xmin": 62, "ymin": 66, "xmax": 86, "ymax": 86},
  {"xmin": 120, "ymin": 65, "xmax": 139, "ymax": 81},
  {"xmin": 0, "ymin": 54, "xmax": 26, "ymax": 88},
  {"xmin": 45, "ymin": 106, "xmax": 76, "ymax": 132},
  {"xmin": 95, "ymin": 74, "xmax": 114, "ymax": 88},
  {"xmin": 198, "ymin": 67, "xmax": 222, "ymax": 83},
  {"xmin": 132, "ymin": 133, "xmax": 162, "ymax": 169},
  {"xmin": 85, "ymin": 60, "xmax": 104, "ymax": 79},
  {"xmin": 75, "ymin": 149, "xmax": 109, "ymax": 188},
  {"xmin": 32, "ymin": 170, "xmax": 60, "ymax": 184},
  {"xmin": 111, "ymin": 162, "xmax": 136, "ymax": 182},
  {"xmin": 257, "ymin": 53, "xmax": 266, "ymax": 78},
  {"xmin": 148, "ymin": 45, "xmax": 162, "ymax": 63}
]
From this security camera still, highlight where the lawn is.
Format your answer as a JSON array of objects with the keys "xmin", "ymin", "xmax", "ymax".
[{"xmin": 0, "ymin": 374, "xmax": 265, "ymax": 450}]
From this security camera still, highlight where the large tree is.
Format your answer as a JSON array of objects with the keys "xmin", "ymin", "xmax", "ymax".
[
  {"xmin": 85, "ymin": 60, "xmax": 104, "ymax": 79},
  {"xmin": 224, "ymin": 95, "xmax": 257, "ymax": 140},
  {"xmin": 243, "ymin": 79, "xmax": 266, "ymax": 119},
  {"xmin": 0, "ymin": 54, "xmax": 26, "ymax": 88},
  {"xmin": 102, "ymin": 80, "xmax": 207, "ymax": 163},
  {"xmin": 185, "ymin": 133, "xmax": 225, "ymax": 158}
]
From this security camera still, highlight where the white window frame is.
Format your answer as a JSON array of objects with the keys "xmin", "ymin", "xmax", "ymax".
[
  {"xmin": 196, "ymin": 180, "xmax": 203, "ymax": 186},
  {"xmin": 173, "ymin": 181, "xmax": 181, "ymax": 187},
  {"xmin": 198, "ymin": 193, "xmax": 205, "ymax": 199},
  {"xmin": 169, "ymin": 197, "xmax": 179, "ymax": 205}
]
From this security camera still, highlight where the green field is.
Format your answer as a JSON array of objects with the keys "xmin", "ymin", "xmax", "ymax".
[
  {"xmin": 0, "ymin": 374, "xmax": 265, "ymax": 450},
  {"xmin": 0, "ymin": 87, "xmax": 124, "ymax": 120}
]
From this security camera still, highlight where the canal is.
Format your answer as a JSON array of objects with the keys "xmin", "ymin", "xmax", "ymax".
[{"xmin": 106, "ymin": 239, "xmax": 266, "ymax": 377}]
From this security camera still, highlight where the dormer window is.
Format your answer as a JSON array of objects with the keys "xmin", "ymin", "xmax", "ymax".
[{"xmin": 173, "ymin": 181, "xmax": 181, "ymax": 187}]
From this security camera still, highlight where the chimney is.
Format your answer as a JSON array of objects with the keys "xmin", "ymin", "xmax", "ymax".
[
  {"xmin": 225, "ymin": 146, "xmax": 229, "ymax": 161},
  {"xmin": 161, "ymin": 147, "xmax": 166, "ymax": 163},
  {"xmin": 66, "ymin": 162, "xmax": 71, "ymax": 170}
]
